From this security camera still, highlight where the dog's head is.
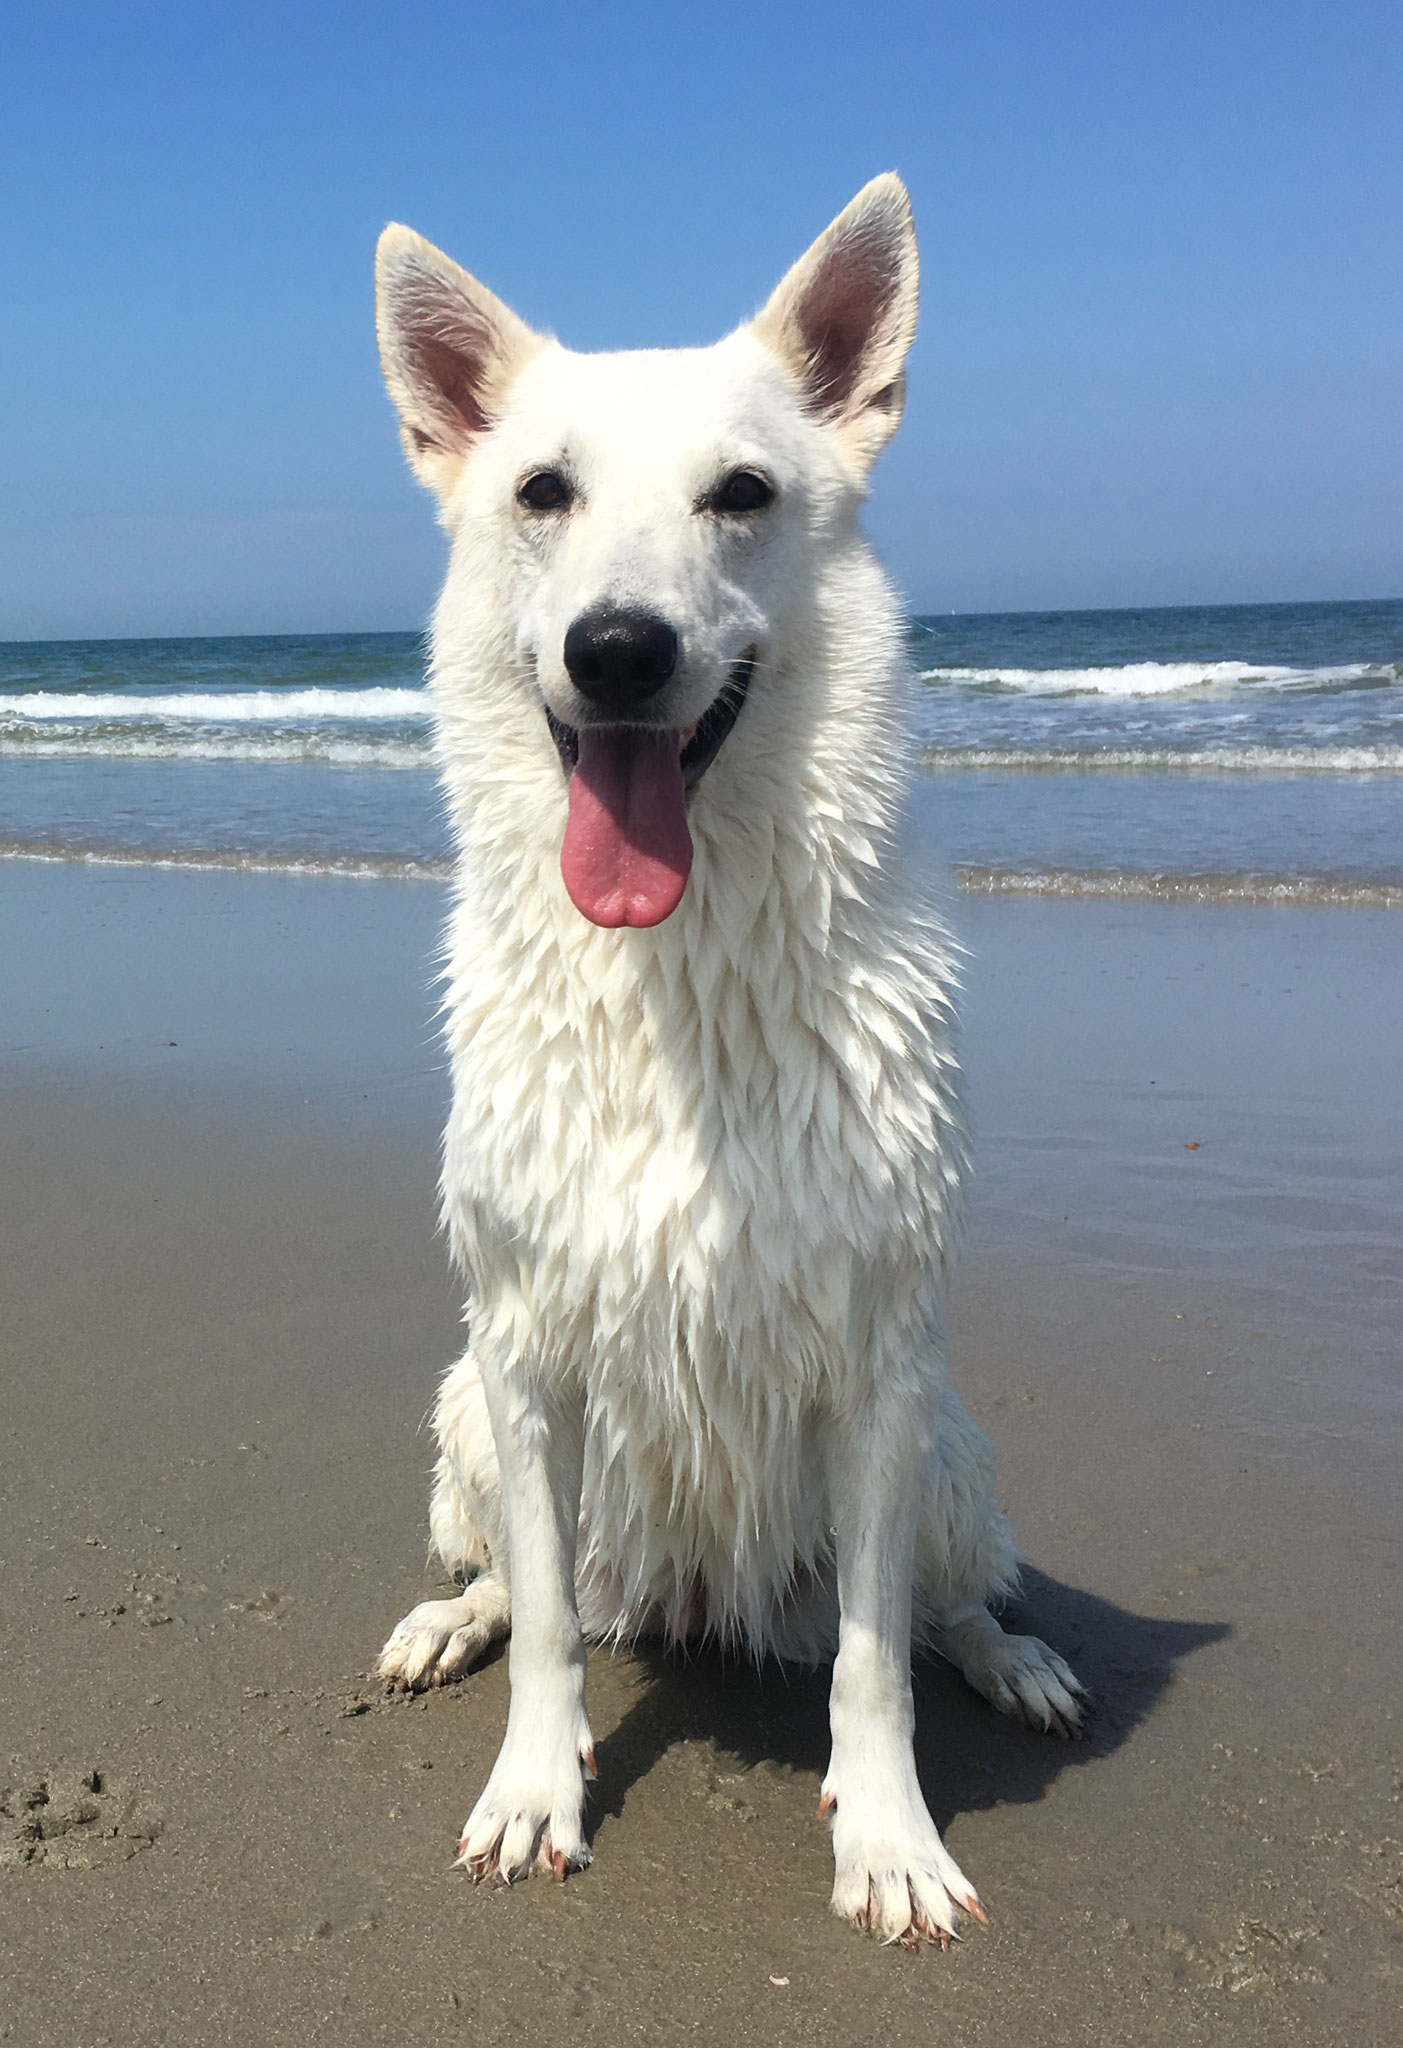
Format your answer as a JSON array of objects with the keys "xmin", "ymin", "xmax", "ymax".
[{"xmin": 376, "ymin": 177, "xmax": 918, "ymax": 928}]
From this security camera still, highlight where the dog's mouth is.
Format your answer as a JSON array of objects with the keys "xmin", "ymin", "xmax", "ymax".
[
  {"xmin": 543, "ymin": 654, "xmax": 753, "ymax": 788},
  {"xmin": 547, "ymin": 653, "xmax": 754, "ymax": 930}
]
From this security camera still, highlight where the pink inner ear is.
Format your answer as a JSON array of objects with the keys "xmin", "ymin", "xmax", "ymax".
[
  {"xmin": 795, "ymin": 238, "xmax": 901, "ymax": 418},
  {"xmin": 411, "ymin": 333, "xmax": 493, "ymax": 439},
  {"xmin": 391, "ymin": 266, "xmax": 504, "ymax": 445}
]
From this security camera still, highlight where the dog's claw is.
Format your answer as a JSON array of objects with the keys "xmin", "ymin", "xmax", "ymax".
[
  {"xmin": 844, "ymin": 1870, "xmax": 984, "ymax": 1950},
  {"xmin": 817, "ymin": 1789, "xmax": 836, "ymax": 1818},
  {"xmin": 580, "ymin": 1747, "xmax": 597, "ymax": 1780},
  {"xmin": 456, "ymin": 1839, "xmax": 494, "ymax": 1884}
]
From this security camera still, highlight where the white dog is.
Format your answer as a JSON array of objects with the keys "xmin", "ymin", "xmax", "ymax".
[{"xmin": 374, "ymin": 175, "xmax": 1084, "ymax": 1947}]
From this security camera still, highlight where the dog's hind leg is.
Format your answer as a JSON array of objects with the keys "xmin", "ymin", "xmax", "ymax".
[
  {"xmin": 916, "ymin": 1386, "xmax": 1087, "ymax": 1738},
  {"xmin": 377, "ymin": 1347, "xmax": 512, "ymax": 1692},
  {"xmin": 379, "ymin": 1574, "xmax": 511, "ymax": 1692}
]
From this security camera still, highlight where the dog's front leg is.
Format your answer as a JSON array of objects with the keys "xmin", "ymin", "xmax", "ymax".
[
  {"xmin": 454, "ymin": 1353, "xmax": 595, "ymax": 1883},
  {"xmin": 821, "ymin": 1393, "xmax": 987, "ymax": 1947}
]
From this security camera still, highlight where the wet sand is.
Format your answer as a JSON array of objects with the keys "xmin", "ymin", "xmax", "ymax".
[{"xmin": 1, "ymin": 867, "xmax": 1400, "ymax": 2045}]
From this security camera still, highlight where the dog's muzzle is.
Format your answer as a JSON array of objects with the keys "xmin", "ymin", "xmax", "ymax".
[
  {"xmin": 544, "ymin": 651, "xmax": 754, "ymax": 787},
  {"xmin": 547, "ymin": 652, "xmax": 755, "ymax": 929}
]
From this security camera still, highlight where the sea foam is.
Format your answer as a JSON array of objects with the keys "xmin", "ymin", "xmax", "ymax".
[
  {"xmin": 0, "ymin": 732, "xmax": 430, "ymax": 766},
  {"xmin": 0, "ymin": 686, "xmax": 430, "ymax": 721},
  {"xmin": 954, "ymin": 865, "xmax": 1403, "ymax": 908},
  {"xmin": 918, "ymin": 660, "xmax": 1399, "ymax": 698},
  {"xmin": 919, "ymin": 745, "xmax": 1403, "ymax": 774}
]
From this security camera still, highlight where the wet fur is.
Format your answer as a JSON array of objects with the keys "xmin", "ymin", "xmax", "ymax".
[{"xmin": 374, "ymin": 176, "xmax": 1084, "ymax": 1944}]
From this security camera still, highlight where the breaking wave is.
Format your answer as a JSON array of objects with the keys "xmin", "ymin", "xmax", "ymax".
[
  {"xmin": 0, "ymin": 686, "xmax": 435, "ymax": 763},
  {"xmin": 0, "ymin": 686, "xmax": 430, "ymax": 721},
  {"xmin": 919, "ymin": 660, "xmax": 1401, "ymax": 698}
]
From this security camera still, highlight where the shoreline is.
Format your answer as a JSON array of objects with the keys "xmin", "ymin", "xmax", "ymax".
[
  {"xmin": 2, "ymin": 866, "xmax": 1399, "ymax": 2043},
  {"xmin": 5, "ymin": 838, "xmax": 1402, "ymax": 909}
]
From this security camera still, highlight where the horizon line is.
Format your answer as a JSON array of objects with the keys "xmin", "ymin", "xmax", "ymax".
[{"xmin": 3, "ymin": 592, "xmax": 1401, "ymax": 650}]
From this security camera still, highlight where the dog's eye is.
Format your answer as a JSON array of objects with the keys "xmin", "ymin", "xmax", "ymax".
[
  {"xmin": 711, "ymin": 469, "xmax": 775, "ymax": 515},
  {"xmin": 517, "ymin": 470, "xmax": 571, "ymax": 513}
]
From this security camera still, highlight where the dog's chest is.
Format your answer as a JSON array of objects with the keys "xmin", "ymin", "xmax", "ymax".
[{"xmin": 441, "ymin": 899, "xmax": 959, "ymax": 1375}]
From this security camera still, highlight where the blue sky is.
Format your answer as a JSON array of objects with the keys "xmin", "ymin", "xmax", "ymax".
[{"xmin": 2, "ymin": 0, "xmax": 1399, "ymax": 638}]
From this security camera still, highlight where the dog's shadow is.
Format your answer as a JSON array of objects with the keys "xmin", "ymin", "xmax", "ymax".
[{"xmin": 587, "ymin": 1566, "xmax": 1229, "ymax": 1841}]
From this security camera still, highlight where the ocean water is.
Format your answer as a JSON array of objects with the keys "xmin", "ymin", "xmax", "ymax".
[{"xmin": 1, "ymin": 600, "xmax": 1400, "ymax": 905}]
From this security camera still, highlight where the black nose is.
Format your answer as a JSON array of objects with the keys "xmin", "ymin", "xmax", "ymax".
[{"xmin": 563, "ymin": 607, "xmax": 679, "ymax": 710}]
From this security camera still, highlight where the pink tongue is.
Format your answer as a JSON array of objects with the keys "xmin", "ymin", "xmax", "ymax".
[{"xmin": 561, "ymin": 727, "xmax": 692, "ymax": 927}]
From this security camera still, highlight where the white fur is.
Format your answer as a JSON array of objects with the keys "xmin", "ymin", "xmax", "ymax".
[{"xmin": 373, "ymin": 176, "xmax": 1084, "ymax": 1944}]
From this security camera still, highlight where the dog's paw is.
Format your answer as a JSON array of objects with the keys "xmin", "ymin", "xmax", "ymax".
[
  {"xmin": 821, "ymin": 1766, "xmax": 986, "ymax": 1949},
  {"xmin": 454, "ymin": 1722, "xmax": 597, "ymax": 1885},
  {"xmin": 377, "ymin": 1580, "xmax": 509, "ymax": 1693},
  {"xmin": 946, "ymin": 1619, "xmax": 1088, "ymax": 1739}
]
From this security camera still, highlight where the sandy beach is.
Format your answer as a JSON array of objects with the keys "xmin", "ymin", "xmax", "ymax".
[{"xmin": 2, "ymin": 864, "xmax": 1399, "ymax": 2045}]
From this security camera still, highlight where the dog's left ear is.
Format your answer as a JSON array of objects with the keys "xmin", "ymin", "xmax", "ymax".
[{"xmin": 753, "ymin": 173, "xmax": 919, "ymax": 468}]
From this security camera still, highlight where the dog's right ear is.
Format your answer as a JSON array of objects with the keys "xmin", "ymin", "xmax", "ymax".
[{"xmin": 375, "ymin": 226, "xmax": 546, "ymax": 503}]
